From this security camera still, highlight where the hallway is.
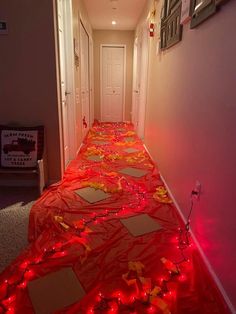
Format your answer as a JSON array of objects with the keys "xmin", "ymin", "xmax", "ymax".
[
  {"xmin": 0, "ymin": 122, "xmax": 229, "ymax": 313},
  {"xmin": 1, "ymin": 0, "xmax": 236, "ymax": 312}
]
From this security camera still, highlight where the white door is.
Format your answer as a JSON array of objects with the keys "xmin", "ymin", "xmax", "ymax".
[
  {"xmin": 132, "ymin": 25, "xmax": 149, "ymax": 139},
  {"xmin": 101, "ymin": 46, "xmax": 124, "ymax": 122},
  {"xmin": 57, "ymin": 0, "xmax": 69, "ymax": 166},
  {"xmin": 80, "ymin": 22, "xmax": 90, "ymax": 139},
  {"xmin": 89, "ymin": 37, "xmax": 94, "ymax": 127},
  {"xmin": 132, "ymin": 38, "xmax": 141, "ymax": 129}
]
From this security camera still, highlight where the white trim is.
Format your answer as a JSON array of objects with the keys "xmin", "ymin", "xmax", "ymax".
[
  {"xmin": 63, "ymin": 0, "xmax": 77, "ymax": 160},
  {"xmin": 138, "ymin": 22, "xmax": 149, "ymax": 139},
  {"xmin": 76, "ymin": 142, "xmax": 84, "ymax": 155},
  {"xmin": 89, "ymin": 36, "xmax": 94, "ymax": 127},
  {"xmin": 80, "ymin": 20, "xmax": 90, "ymax": 140},
  {"xmin": 143, "ymin": 144, "xmax": 236, "ymax": 314},
  {"xmin": 132, "ymin": 21, "xmax": 150, "ymax": 139},
  {"xmin": 54, "ymin": 0, "xmax": 64, "ymax": 178},
  {"xmin": 100, "ymin": 44, "xmax": 126, "ymax": 122}
]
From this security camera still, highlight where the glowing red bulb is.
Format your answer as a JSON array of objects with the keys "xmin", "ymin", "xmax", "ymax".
[
  {"xmin": 24, "ymin": 269, "xmax": 34, "ymax": 280},
  {"xmin": 6, "ymin": 307, "xmax": 15, "ymax": 314},
  {"xmin": 18, "ymin": 280, "xmax": 27, "ymax": 289},
  {"xmin": 178, "ymin": 274, "xmax": 187, "ymax": 282},
  {"xmin": 20, "ymin": 261, "xmax": 28, "ymax": 269},
  {"xmin": 148, "ymin": 305, "xmax": 156, "ymax": 313}
]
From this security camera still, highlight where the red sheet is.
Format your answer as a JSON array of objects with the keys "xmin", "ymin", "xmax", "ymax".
[{"xmin": 0, "ymin": 122, "xmax": 230, "ymax": 313}]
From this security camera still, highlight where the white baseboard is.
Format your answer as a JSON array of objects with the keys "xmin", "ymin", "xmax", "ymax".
[
  {"xmin": 143, "ymin": 144, "xmax": 235, "ymax": 313},
  {"xmin": 76, "ymin": 143, "xmax": 83, "ymax": 155}
]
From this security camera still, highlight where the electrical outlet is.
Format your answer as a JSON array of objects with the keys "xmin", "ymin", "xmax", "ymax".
[{"xmin": 192, "ymin": 180, "xmax": 201, "ymax": 199}]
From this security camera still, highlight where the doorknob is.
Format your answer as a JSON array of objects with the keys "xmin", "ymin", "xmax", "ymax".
[
  {"xmin": 65, "ymin": 91, "xmax": 71, "ymax": 96},
  {"xmin": 134, "ymin": 90, "xmax": 139, "ymax": 93}
]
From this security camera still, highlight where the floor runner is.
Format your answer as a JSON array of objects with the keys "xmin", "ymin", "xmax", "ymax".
[{"xmin": 0, "ymin": 122, "xmax": 230, "ymax": 313}]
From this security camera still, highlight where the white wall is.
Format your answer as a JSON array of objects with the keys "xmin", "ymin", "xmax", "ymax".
[
  {"xmin": 0, "ymin": 0, "xmax": 62, "ymax": 183},
  {"xmin": 138, "ymin": 0, "xmax": 236, "ymax": 310}
]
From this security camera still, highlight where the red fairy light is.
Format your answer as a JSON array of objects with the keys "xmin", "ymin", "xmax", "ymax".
[
  {"xmin": 18, "ymin": 281, "xmax": 27, "ymax": 289},
  {"xmin": 34, "ymin": 256, "xmax": 42, "ymax": 264},
  {"xmin": 178, "ymin": 274, "xmax": 187, "ymax": 282},
  {"xmin": 2, "ymin": 295, "xmax": 16, "ymax": 307},
  {"xmin": 6, "ymin": 307, "xmax": 15, "ymax": 314},
  {"xmin": 24, "ymin": 269, "xmax": 34, "ymax": 281},
  {"xmin": 19, "ymin": 261, "xmax": 28, "ymax": 270},
  {"xmin": 148, "ymin": 305, "xmax": 156, "ymax": 313}
]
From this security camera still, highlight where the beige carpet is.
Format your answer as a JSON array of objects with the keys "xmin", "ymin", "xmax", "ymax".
[{"xmin": 0, "ymin": 186, "xmax": 38, "ymax": 273}]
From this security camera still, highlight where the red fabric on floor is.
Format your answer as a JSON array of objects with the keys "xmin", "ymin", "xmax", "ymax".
[{"xmin": 0, "ymin": 122, "xmax": 230, "ymax": 313}]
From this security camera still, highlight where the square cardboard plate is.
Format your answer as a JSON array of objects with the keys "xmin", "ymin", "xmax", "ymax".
[
  {"xmin": 92, "ymin": 140, "xmax": 109, "ymax": 145},
  {"xmin": 119, "ymin": 167, "xmax": 148, "ymax": 178},
  {"xmin": 75, "ymin": 187, "xmax": 111, "ymax": 204},
  {"xmin": 87, "ymin": 155, "xmax": 103, "ymax": 162},
  {"xmin": 123, "ymin": 148, "xmax": 140, "ymax": 154},
  {"xmin": 125, "ymin": 137, "xmax": 135, "ymax": 142},
  {"xmin": 120, "ymin": 214, "xmax": 163, "ymax": 237},
  {"xmin": 27, "ymin": 267, "xmax": 85, "ymax": 314}
]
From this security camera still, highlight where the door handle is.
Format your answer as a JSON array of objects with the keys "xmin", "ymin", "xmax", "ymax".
[
  {"xmin": 65, "ymin": 91, "xmax": 71, "ymax": 96},
  {"xmin": 134, "ymin": 90, "xmax": 139, "ymax": 93}
]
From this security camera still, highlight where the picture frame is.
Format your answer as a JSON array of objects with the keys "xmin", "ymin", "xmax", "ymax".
[
  {"xmin": 0, "ymin": 125, "xmax": 44, "ymax": 169},
  {"xmin": 190, "ymin": 0, "xmax": 230, "ymax": 28},
  {"xmin": 190, "ymin": 0, "xmax": 216, "ymax": 28},
  {"xmin": 160, "ymin": 1, "xmax": 182, "ymax": 50}
]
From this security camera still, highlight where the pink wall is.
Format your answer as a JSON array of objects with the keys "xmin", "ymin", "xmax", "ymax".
[
  {"xmin": 0, "ymin": 0, "xmax": 62, "ymax": 183},
  {"xmin": 144, "ymin": 1, "xmax": 236, "ymax": 310}
]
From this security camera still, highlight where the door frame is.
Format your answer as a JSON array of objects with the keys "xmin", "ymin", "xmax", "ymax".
[
  {"xmin": 132, "ymin": 22, "xmax": 149, "ymax": 139},
  {"xmin": 100, "ymin": 44, "xmax": 126, "ymax": 122},
  {"xmin": 56, "ymin": 0, "xmax": 76, "ymax": 172},
  {"xmin": 132, "ymin": 37, "xmax": 141, "ymax": 129},
  {"xmin": 89, "ymin": 37, "xmax": 94, "ymax": 127},
  {"xmin": 80, "ymin": 20, "xmax": 90, "ymax": 139},
  {"xmin": 63, "ymin": 0, "xmax": 76, "ymax": 160}
]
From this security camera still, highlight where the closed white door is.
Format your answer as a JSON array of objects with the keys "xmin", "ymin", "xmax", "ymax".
[
  {"xmin": 132, "ymin": 26, "xmax": 149, "ymax": 139},
  {"xmin": 132, "ymin": 38, "xmax": 141, "ymax": 129},
  {"xmin": 101, "ymin": 46, "xmax": 124, "ymax": 122},
  {"xmin": 80, "ymin": 22, "xmax": 90, "ymax": 139},
  {"xmin": 57, "ymin": 0, "xmax": 69, "ymax": 166}
]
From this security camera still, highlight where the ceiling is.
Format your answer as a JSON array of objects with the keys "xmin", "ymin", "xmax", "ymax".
[{"xmin": 83, "ymin": 0, "xmax": 148, "ymax": 30}]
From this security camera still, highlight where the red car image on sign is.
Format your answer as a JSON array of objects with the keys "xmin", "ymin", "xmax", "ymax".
[{"xmin": 3, "ymin": 138, "xmax": 36, "ymax": 155}]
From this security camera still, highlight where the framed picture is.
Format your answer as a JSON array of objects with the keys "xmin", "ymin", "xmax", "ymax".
[
  {"xmin": 160, "ymin": 1, "xmax": 182, "ymax": 50},
  {"xmin": 190, "ymin": 0, "xmax": 230, "ymax": 28},
  {"xmin": 0, "ymin": 126, "xmax": 44, "ymax": 169},
  {"xmin": 190, "ymin": 0, "xmax": 216, "ymax": 28}
]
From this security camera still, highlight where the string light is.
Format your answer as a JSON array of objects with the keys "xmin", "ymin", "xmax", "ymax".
[{"xmin": 0, "ymin": 121, "xmax": 197, "ymax": 313}]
